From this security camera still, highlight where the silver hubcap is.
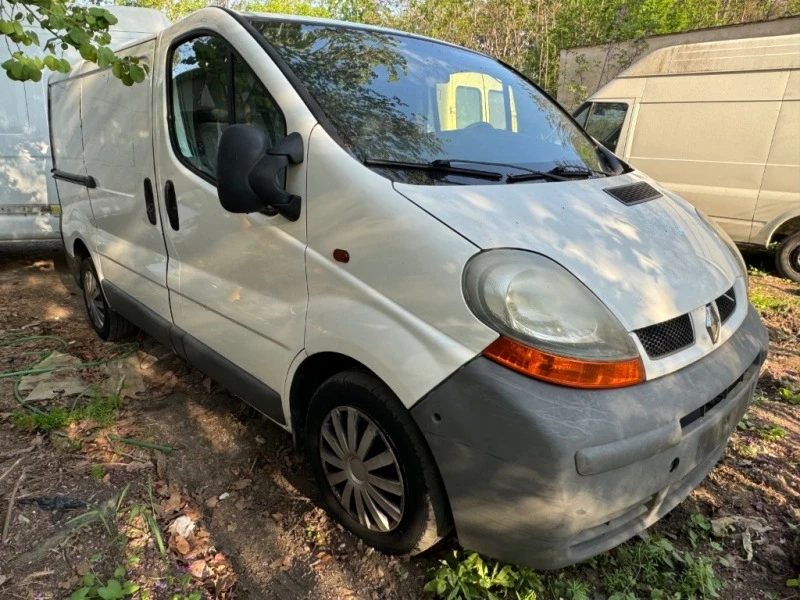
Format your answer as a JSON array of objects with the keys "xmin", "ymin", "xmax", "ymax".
[
  {"xmin": 320, "ymin": 407, "xmax": 404, "ymax": 532},
  {"xmin": 83, "ymin": 269, "xmax": 105, "ymax": 330}
]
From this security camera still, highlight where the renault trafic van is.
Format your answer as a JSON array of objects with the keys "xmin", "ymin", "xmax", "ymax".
[
  {"xmin": 0, "ymin": 6, "xmax": 169, "ymax": 250},
  {"xmin": 49, "ymin": 9, "xmax": 768, "ymax": 569},
  {"xmin": 575, "ymin": 34, "xmax": 800, "ymax": 282}
]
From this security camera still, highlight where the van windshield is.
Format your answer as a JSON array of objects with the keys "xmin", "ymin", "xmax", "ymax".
[{"xmin": 250, "ymin": 20, "xmax": 605, "ymax": 183}]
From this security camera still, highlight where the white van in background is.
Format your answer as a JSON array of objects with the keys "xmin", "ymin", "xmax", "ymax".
[
  {"xmin": 575, "ymin": 34, "xmax": 800, "ymax": 281},
  {"xmin": 0, "ymin": 6, "xmax": 169, "ymax": 250}
]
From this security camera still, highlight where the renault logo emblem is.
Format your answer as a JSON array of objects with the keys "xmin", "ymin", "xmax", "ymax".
[{"xmin": 705, "ymin": 302, "xmax": 721, "ymax": 344}]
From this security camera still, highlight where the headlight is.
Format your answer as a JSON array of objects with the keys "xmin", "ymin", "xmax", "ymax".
[
  {"xmin": 695, "ymin": 209, "xmax": 748, "ymax": 286},
  {"xmin": 463, "ymin": 250, "xmax": 644, "ymax": 388}
]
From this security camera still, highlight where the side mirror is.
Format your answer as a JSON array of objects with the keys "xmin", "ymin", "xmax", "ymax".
[{"xmin": 216, "ymin": 124, "xmax": 304, "ymax": 221}]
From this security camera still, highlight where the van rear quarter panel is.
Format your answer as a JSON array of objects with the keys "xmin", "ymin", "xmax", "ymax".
[
  {"xmin": 752, "ymin": 70, "xmax": 800, "ymax": 240},
  {"xmin": 628, "ymin": 71, "xmax": 787, "ymax": 242},
  {"xmin": 79, "ymin": 41, "xmax": 171, "ymax": 321},
  {"xmin": 303, "ymin": 126, "xmax": 497, "ymax": 409},
  {"xmin": 50, "ymin": 67, "xmax": 95, "ymax": 260}
]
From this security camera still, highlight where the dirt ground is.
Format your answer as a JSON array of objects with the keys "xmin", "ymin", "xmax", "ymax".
[{"xmin": 0, "ymin": 248, "xmax": 798, "ymax": 600}]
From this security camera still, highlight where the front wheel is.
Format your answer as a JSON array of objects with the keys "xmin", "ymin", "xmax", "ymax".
[
  {"xmin": 305, "ymin": 371, "xmax": 451, "ymax": 555},
  {"xmin": 775, "ymin": 232, "xmax": 800, "ymax": 283}
]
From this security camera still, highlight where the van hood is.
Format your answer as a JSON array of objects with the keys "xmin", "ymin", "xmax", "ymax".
[{"xmin": 395, "ymin": 172, "xmax": 737, "ymax": 331}]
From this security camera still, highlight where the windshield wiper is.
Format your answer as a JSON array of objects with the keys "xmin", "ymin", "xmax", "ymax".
[
  {"xmin": 363, "ymin": 158, "xmax": 504, "ymax": 181},
  {"xmin": 506, "ymin": 165, "xmax": 604, "ymax": 184}
]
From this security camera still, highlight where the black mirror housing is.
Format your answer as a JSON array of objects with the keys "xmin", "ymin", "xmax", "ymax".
[{"xmin": 216, "ymin": 125, "xmax": 304, "ymax": 221}]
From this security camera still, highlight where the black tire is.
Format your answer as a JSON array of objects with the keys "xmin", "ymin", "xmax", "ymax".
[
  {"xmin": 79, "ymin": 258, "xmax": 136, "ymax": 341},
  {"xmin": 305, "ymin": 371, "xmax": 451, "ymax": 555},
  {"xmin": 775, "ymin": 232, "xmax": 800, "ymax": 283}
]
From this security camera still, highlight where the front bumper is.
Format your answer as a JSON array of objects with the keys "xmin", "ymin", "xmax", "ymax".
[{"xmin": 412, "ymin": 306, "xmax": 768, "ymax": 569}]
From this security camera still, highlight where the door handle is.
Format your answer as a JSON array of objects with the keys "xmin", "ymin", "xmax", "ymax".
[
  {"xmin": 143, "ymin": 178, "xmax": 157, "ymax": 225},
  {"xmin": 164, "ymin": 180, "xmax": 179, "ymax": 231}
]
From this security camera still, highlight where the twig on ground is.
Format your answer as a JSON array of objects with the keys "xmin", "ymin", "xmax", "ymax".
[
  {"xmin": 0, "ymin": 445, "xmax": 35, "ymax": 459},
  {"xmin": 108, "ymin": 434, "xmax": 172, "ymax": 453},
  {"xmin": 2, "ymin": 469, "xmax": 26, "ymax": 542},
  {"xmin": 0, "ymin": 457, "xmax": 23, "ymax": 485}
]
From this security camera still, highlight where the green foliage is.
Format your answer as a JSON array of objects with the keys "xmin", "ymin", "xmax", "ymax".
[
  {"xmin": 67, "ymin": 482, "xmax": 167, "ymax": 560},
  {"xmin": 424, "ymin": 551, "xmax": 543, "ymax": 599},
  {"xmin": 777, "ymin": 387, "xmax": 800, "ymax": 405},
  {"xmin": 0, "ymin": 1, "xmax": 148, "ymax": 84},
  {"xmin": 90, "ymin": 464, "xmax": 106, "ymax": 482},
  {"xmin": 759, "ymin": 425, "xmax": 786, "ymax": 442},
  {"xmin": 68, "ymin": 567, "xmax": 140, "ymax": 600},
  {"xmin": 687, "ymin": 513, "xmax": 712, "ymax": 549},
  {"xmin": 10, "ymin": 392, "xmax": 121, "ymax": 433},
  {"xmin": 597, "ymin": 535, "xmax": 725, "ymax": 599}
]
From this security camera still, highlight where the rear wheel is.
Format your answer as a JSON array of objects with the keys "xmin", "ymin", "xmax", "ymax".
[
  {"xmin": 305, "ymin": 371, "xmax": 451, "ymax": 555},
  {"xmin": 79, "ymin": 258, "xmax": 135, "ymax": 341},
  {"xmin": 775, "ymin": 232, "xmax": 800, "ymax": 283}
]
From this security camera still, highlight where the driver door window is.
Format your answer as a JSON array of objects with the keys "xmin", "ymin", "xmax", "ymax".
[
  {"xmin": 169, "ymin": 35, "xmax": 286, "ymax": 182},
  {"xmin": 583, "ymin": 102, "xmax": 628, "ymax": 152}
]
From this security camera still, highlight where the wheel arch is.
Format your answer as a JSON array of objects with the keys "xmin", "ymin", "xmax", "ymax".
[
  {"xmin": 770, "ymin": 216, "xmax": 800, "ymax": 246},
  {"xmin": 288, "ymin": 351, "xmax": 376, "ymax": 447}
]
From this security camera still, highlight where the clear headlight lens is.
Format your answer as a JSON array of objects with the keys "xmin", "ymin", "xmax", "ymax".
[
  {"xmin": 695, "ymin": 209, "xmax": 748, "ymax": 287},
  {"xmin": 463, "ymin": 250, "xmax": 639, "ymax": 361}
]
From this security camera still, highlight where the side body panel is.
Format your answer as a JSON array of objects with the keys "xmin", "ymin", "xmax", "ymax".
[
  {"xmin": 303, "ymin": 125, "xmax": 497, "ymax": 409},
  {"xmin": 81, "ymin": 41, "xmax": 171, "ymax": 321},
  {"xmin": 151, "ymin": 11, "xmax": 314, "ymax": 424},
  {"xmin": 49, "ymin": 64, "xmax": 95, "ymax": 260},
  {"xmin": 751, "ymin": 68, "xmax": 800, "ymax": 243},
  {"xmin": 625, "ymin": 70, "xmax": 788, "ymax": 243}
]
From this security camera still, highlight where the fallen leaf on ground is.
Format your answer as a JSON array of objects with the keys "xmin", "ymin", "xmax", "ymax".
[
  {"xmin": 189, "ymin": 560, "xmax": 209, "ymax": 580},
  {"xmin": 174, "ymin": 535, "xmax": 191, "ymax": 555},
  {"xmin": 162, "ymin": 492, "xmax": 182, "ymax": 514},
  {"xmin": 231, "ymin": 479, "xmax": 251, "ymax": 490}
]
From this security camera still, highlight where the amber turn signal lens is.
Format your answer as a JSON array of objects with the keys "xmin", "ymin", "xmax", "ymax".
[{"xmin": 483, "ymin": 336, "xmax": 644, "ymax": 389}]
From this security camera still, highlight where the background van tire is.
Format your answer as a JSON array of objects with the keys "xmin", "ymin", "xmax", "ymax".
[
  {"xmin": 305, "ymin": 371, "xmax": 451, "ymax": 556},
  {"xmin": 79, "ymin": 258, "xmax": 136, "ymax": 341},
  {"xmin": 775, "ymin": 232, "xmax": 800, "ymax": 283}
]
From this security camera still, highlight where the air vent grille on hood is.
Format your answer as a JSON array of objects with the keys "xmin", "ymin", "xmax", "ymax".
[
  {"xmin": 635, "ymin": 313, "xmax": 694, "ymax": 359},
  {"xmin": 604, "ymin": 181, "xmax": 662, "ymax": 206}
]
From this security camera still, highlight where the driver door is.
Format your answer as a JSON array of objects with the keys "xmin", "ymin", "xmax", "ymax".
[{"xmin": 151, "ymin": 19, "xmax": 312, "ymax": 426}]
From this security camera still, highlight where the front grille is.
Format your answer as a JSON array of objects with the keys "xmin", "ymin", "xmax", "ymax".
[
  {"xmin": 635, "ymin": 314, "xmax": 695, "ymax": 359},
  {"xmin": 603, "ymin": 181, "xmax": 662, "ymax": 206},
  {"xmin": 716, "ymin": 287, "xmax": 736, "ymax": 323}
]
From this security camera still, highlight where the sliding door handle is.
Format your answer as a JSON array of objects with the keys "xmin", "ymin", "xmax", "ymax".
[
  {"xmin": 143, "ymin": 178, "xmax": 157, "ymax": 225},
  {"xmin": 164, "ymin": 180, "xmax": 179, "ymax": 231}
]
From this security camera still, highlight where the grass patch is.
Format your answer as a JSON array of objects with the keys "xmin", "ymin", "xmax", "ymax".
[
  {"xmin": 11, "ymin": 392, "xmax": 121, "ymax": 433},
  {"xmin": 758, "ymin": 425, "xmax": 786, "ymax": 443},
  {"xmin": 749, "ymin": 291, "xmax": 791, "ymax": 313},
  {"xmin": 90, "ymin": 464, "xmax": 106, "ymax": 482},
  {"xmin": 425, "ymin": 533, "xmax": 727, "ymax": 599},
  {"xmin": 777, "ymin": 387, "xmax": 800, "ymax": 406}
]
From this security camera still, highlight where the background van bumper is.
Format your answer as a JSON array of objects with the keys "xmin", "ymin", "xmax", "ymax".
[{"xmin": 411, "ymin": 306, "xmax": 769, "ymax": 569}]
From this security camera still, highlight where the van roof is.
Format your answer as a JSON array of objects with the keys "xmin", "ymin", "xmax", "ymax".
[
  {"xmin": 242, "ymin": 11, "xmax": 462, "ymax": 48},
  {"xmin": 106, "ymin": 6, "xmax": 170, "ymax": 35},
  {"xmin": 616, "ymin": 33, "xmax": 800, "ymax": 77}
]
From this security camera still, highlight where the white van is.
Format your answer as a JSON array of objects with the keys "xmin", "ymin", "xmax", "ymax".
[
  {"xmin": 575, "ymin": 34, "xmax": 800, "ymax": 281},
  {"xmin": 49, "ymin": 8, "xmax": 768, "ymax": 569},
  {"xmin": 0, "ymin": 7, "xmax": 169, "ymax": 250}
]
